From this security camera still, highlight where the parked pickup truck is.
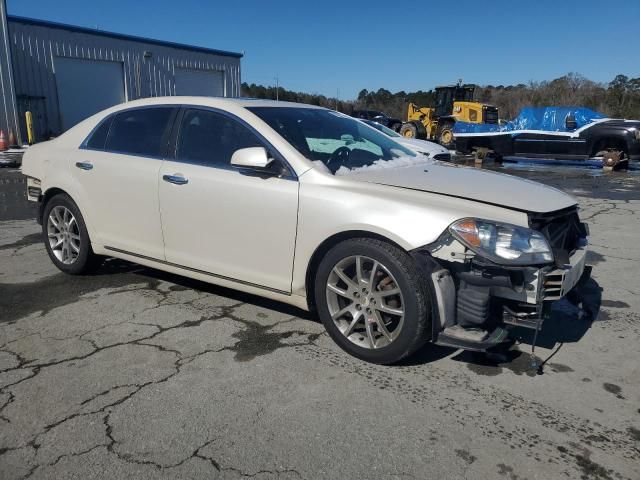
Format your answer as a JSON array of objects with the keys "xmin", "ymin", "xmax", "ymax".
[{"xmin": 454, "ymin": 106, "xmax": 640, "ymax": 161}]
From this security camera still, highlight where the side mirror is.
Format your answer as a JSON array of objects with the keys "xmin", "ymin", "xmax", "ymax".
[{"xmin": 230, "ymin": 147, "xmax": 273, "ymax": 170}]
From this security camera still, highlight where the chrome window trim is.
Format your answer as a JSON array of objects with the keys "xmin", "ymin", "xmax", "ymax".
[
  {"xmin": 79, "ymin": 104, "xmax": 178, "ymax": 160},
  {"xmin": 79, "ymin": 104, "xmax": 297, "ymax": 180},
  {"xmin": 174, "ymin": 104, "xmax": 298, "ymax": 181}
]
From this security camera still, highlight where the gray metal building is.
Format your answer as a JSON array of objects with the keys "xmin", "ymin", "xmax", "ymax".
[{"xmin": 0, "ymin": 4, "xmax": 242, "ymax": 144}]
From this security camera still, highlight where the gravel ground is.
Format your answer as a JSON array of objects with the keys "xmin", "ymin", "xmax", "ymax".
[{"xmin": 1, "ymin": 163, "xmax": 639, "ymax": 480}]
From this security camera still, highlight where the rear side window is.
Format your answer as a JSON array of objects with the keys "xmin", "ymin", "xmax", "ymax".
[
  {"xmin": 177, "ymin": 109, "xmax": 263, "ymax": 168},
  {"xmin": 105, "ymin": 107, "xmax": 174, "ymax": 157},
  {"xmin": 85, "ymin": 117, "xmax": 113, "ymax": 150}
]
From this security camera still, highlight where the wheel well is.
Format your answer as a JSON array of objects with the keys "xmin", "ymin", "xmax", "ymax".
[
  {"xmin": 38, "ymin": 188, "xmax": 69, "ymax": 223},
  {"xmin": 304, "ymin": 230, "xmax": 407, "ymax": 311},
  {"xmin": 592, "ymin": 137, "xmax": 628, "ymax": 156}
]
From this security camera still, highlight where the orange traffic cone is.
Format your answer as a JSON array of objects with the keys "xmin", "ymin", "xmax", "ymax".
[
  {"xmin": 8, "ymin": 129, "xmax": 16, "ymax": 147},
  {"xmin": 0, "ymin": 130, "xmax": 7, "ymax": 151}
]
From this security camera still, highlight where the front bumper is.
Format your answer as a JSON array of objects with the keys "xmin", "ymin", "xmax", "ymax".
[
  {"xmin": 501, "ymin": 247, "xmax": 589, "ymax": 330},
  {"xmin": 541, "ymin": 248, "xmax": 587, "ymax": 301},
  {"xmin": 419, "ymin": 241, "xmax": 591, "ymax": 334}
]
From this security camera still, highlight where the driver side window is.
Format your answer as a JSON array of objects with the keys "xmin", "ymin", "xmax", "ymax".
[{"xmin": 177, "ymin": 109, "xmax": 263, "ymax": 168}]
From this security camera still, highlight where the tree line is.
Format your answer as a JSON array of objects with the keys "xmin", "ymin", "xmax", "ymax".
[{"xmin": 241, "ymin": 73, "xmax": 640, "ymax": 121}]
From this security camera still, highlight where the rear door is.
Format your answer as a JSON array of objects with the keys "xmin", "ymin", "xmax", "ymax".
[
  {"xmin": 72, "ymin": 106, "xmax": 177, "ymax": 259},
  {"xmin": 158, "ymin": 107, "xmax": 299, "ymax": 293}
]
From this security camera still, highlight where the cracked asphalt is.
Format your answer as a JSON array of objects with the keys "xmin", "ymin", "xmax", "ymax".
[{"xmin": 1, "ymin": 162, "xmax": 639, "ymax": 480}]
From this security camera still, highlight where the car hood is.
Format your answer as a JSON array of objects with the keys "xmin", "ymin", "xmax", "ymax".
[{"xmin": 344, "ymin": 161, "xmax": 577, "ymax": 213}]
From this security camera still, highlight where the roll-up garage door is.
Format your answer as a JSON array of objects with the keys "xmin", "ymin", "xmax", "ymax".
[
  {"xmin": 54, "ymin": 57, "xmax": 126, "ymax": 131},
  {"xmin": 174, "ymin": 68, "xmax": 224, "ymax": 97}
]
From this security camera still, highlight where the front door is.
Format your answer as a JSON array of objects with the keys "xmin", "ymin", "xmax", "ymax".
[
  {"xmin": 543, "ymin": 137, "xmax": 588, "ymax": 158},
  {"xmin": 158, "ymin": 108, "xmax": 299, "ymax": 293},
  {"xmin": 513, "ymin": 133, "xmax": 547, "ymax": 156},
  {"xmin": 514, "ymin": 133, "xmax": 588, "ymax": 158}
]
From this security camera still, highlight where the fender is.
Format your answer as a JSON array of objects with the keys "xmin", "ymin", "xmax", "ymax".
[{"xmin": 586, "ymin": 125, "xmax": 635, "ymax": 155}]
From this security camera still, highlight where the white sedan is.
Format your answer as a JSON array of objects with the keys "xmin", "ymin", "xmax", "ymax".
[
  {"xmin": 359, "ymin": 118, "xmax": 453, "ymax": 160},
  {"xmin": 22, "ymin": 97, "xmax": 589, "ymax": 364}
]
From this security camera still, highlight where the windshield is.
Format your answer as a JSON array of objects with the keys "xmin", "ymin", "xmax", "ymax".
[
  {"xmin": 247, "ymin": 107, "xmax": 415, "ymax": 174},
  {"xmin": 361, "ymin": 119, "xmax": 401, "ymax": 137},
  {"xmin": 248, "ymin": 107, "xmax": 416, "ymax": 173}
]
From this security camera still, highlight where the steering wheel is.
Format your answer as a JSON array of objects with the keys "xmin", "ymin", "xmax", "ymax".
[{"xmin": 326, "ymin": 146, "xmax": 351, "ymax": 171}]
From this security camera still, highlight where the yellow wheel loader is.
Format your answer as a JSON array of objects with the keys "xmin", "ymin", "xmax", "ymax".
[{"xmin": 399, "ymin": 84, "xmax": 499, "ymax": 148}]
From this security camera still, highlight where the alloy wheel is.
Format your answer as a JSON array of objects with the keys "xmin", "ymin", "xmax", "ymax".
[
  {"xmin": 47, "ymin": 206, "xmax": 81, "ymax": 265},
  {"xmin": 325, "ymin": 255, "xmax": 405, "ymax": 349}
]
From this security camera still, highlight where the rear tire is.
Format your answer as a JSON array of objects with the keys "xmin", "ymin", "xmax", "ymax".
[
  {"xmin": 437, "ymin": 121, "xmax": 455, "ymax": 148},
  {"xmin": 42, "ymin": 194, "xmax": 103, "ymax": 275},
  {"xmin": 594, "ymin": 149, "xmax": 626, "ymax": 160},
  {"xmin": 314, "ymin": 238, "xmax": 431, "ymax": 364}
]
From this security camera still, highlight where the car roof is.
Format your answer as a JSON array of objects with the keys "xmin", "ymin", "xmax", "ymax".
[{"xmin": 110, "ymin": 96, "xmax": 327, "ymax": 111}]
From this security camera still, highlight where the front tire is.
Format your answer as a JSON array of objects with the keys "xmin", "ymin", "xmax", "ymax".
[
  {"xmin": 42, "ymin": 194, "xmax": 103, "ymax": 275},
  {"xmin": 400, "ymin": 122, "xmax": 418, "ymax": 138},
  {"xmin": 314, "ymin": 238, "xmax": 431, "ymax": 364}
]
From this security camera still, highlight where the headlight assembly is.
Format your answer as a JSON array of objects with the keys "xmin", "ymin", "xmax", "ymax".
[{"xmin": 449, "ymin": 218, "xmax": 553, "ymax": 265}]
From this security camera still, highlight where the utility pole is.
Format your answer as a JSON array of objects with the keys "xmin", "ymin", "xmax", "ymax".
[
  {"xmin": 274, "ymin": 75, "xmax": 279, "ymax": 101},
  {"xmin": 336, "ymin": 88, "xmax": 339, "ymax": 110}
]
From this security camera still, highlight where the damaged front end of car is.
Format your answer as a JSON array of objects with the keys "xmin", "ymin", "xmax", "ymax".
[{"xmin": 412, "ymin": 206, "xmax": 591, "ymax": 355}]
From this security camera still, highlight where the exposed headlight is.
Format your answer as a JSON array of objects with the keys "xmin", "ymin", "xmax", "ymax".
[
  {"xmin": 635, "ymin": 129, "xmax": 640, "ymax": 141},
  {"xmin": 450, "ymin": 218, "xmax": 553, "ymax": 265}
]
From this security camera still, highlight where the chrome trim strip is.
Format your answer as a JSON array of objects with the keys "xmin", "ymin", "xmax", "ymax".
[
  {"xmin": 162, "ymin": 174, "xmax": 189, "ymax": 185},
  {"xmin": 177, "ymin": 104, "xmax": 298, "ymax": 180},
  {"xmin": 79, "ymin": 104, "xmax": 297, "ymax": 180},
  {"xmin": 79, "ymin": 104, "xmax": 178, "ymax": 156},
  {"xmin": 104, "ymin": 246, "xmax": 290, "ymax": 296},
  {"xmin": 75, "ymin": 162, "xmax": 93, "ymax": 170}
]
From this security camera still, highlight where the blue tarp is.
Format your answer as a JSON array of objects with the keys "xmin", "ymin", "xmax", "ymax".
[{"xmin": 453, "ymin": 106, "xmax": 607, "ymax": 134}]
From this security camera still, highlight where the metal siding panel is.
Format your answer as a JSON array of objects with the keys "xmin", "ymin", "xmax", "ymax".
[
  {"xmin": 5, "ymin": 18, "xmax": 241, "ymax": 136},
  {"xmin": 55, "ymin": 57, "xmax": 125, "ymax": 129},
  {"xmin": 0, "ymin": 3, "xmax": 20, "ymax": 142}
]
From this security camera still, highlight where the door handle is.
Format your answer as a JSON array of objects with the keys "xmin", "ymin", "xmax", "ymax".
[
  {"xmin": 162, "ymin": 174, "xmax": 189, "ymax": 185},
  {"xmin": 75, "ymin": 161, "xmax": 93, "ymax": 170}
]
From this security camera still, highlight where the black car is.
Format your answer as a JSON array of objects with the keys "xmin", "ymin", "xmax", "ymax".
[
  {"xmin": 352, "ymin": 110, "xmax": 402, "ymax": 132},
  {"xmin": 455, "ymin": 116, "xmax": 640, "ymax": 161}
]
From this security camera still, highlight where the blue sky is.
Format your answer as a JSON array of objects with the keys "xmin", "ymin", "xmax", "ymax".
[{"xmin": 7, "ymin": 0, "xmax": 640, "ymax": 99}]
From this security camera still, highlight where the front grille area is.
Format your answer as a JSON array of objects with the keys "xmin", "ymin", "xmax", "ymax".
[
  {"xmin": 542, "ymin": 269, "xmax": 565, "ymax": 300},
  {"xmin": 529, "ymin": 207, "xmax": 586, "ymax": 266}
]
